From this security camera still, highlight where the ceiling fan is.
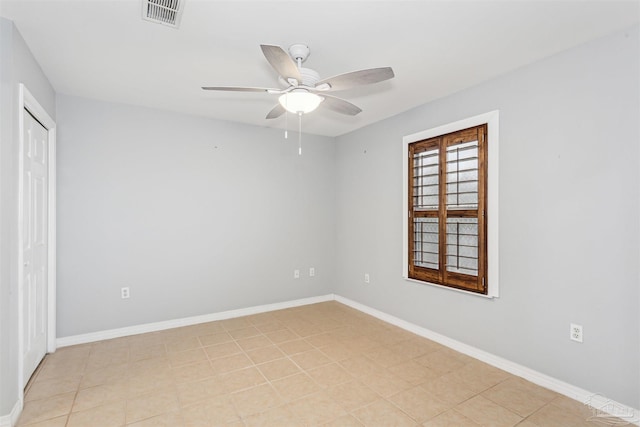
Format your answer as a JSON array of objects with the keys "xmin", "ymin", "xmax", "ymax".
[{"xmin": 202, "ymin": 44, "xmax": 395, "ymax": 119}]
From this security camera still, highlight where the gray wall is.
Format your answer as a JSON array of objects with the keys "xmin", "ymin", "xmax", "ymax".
[
  {"xmin": 55, "ymin": 95, "xmax": 336, "ymax": 337},
  {"xmin": 0, "ymin": 17, "xmax": 56, "ymax": 417},
  {"xmin": 334, "ymin": 26, "xmax": 639, "ymax": 408}
]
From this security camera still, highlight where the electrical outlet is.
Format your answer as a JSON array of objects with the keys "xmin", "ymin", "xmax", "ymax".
[
  {"xmin": 570, "ymin": 323, "xmax": 583, "ymax": 343},
  {"xmin": 364, "ymin": 273, "xmax": 370, "ymax": 284},
  {"xmin": 294, "ymin": 269, "xmax": 300, "ymax": 279},
  {"xmin": 309, "ymin": 267, "xmax": 315, "ymax": 277},
  {"xmin": 121, "ymin": 287, "xmax": 130, "ymax": 299}
]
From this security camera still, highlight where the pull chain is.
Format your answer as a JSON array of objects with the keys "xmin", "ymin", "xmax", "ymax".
[
  {"xmin": 284, "ymin": 96, "xmax": 288, "ymax": 139},
  {"xmin": 298, "ymin": 111, "xmax": 302, "ymax": 156},
  {"xmin": 295, "ymin": 58, "xmax": 302, "ymax": 148},
  {"xmin": 285, "ymin": 111, "xmax": 288, "ymax": 139}
]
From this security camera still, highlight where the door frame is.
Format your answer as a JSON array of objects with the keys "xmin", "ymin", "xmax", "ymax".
[{"xmin": 17, "ymin": 83, "xmax": 57, "ymax": 397}]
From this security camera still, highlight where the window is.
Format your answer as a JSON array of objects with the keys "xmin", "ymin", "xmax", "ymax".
[{"xmin": 407, "ymin": 124, "xmax": 489, "ymax": 294}]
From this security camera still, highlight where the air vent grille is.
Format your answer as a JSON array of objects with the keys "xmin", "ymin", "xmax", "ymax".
[{"xmin": 142, "ymin": 0, "xmax": 184, "ymax": 28}]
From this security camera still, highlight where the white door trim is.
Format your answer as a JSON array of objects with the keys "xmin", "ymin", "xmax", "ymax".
[{"xmin": 17, "ymin": 83, "xmax": 56, "ymax": 398}]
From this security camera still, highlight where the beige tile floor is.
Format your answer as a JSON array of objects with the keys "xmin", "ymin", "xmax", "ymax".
[{"xmin": 18, "ymin": 301, "xmax": 611, "ymax": 426}]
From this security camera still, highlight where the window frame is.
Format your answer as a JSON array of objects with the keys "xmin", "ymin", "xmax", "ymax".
[{"xmin": 403, "ymin": 111, "xmax": 499, "ymax": 298}]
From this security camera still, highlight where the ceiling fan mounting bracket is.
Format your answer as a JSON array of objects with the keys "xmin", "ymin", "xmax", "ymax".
[{"xmin": 288, "ymin": 44, "xmax": 310, "ymax": 63}]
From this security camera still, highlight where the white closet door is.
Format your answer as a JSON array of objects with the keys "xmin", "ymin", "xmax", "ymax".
[{"xmin": 22, "ymin": 109, "xmax": 49, "ymax": 385}]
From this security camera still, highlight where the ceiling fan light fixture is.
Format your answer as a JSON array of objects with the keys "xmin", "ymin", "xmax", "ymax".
[{"xmin": 279, "ymin": 90, "xmax": 323, "ymax": 114}]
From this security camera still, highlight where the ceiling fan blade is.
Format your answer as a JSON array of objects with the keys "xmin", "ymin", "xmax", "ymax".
[
  {"xmin": 260, "ymin": 44, "xmax": 302, "ymax": 83},
  {"xmin": 266, "ymin": 104, "xmax": 286, "ymax": 120},
  {"xmin": 315, "ymin": 67, "xmax": 395, "ymax": 92},
  {"xmin": 201, "ymin": 86, "xmax": 277, "ymax": 92},
  {"xmin": 320, "ymin": 95, "xmax": 362, "ymax": 116}
]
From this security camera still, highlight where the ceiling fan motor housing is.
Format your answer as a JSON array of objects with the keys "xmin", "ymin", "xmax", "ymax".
[{"xmin": 279, "ymin": 67, "xmax": 320, "ymax": 88}]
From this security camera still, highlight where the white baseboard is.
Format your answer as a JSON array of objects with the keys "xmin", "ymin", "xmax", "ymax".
[
  {"xmin": 334, "ymin": 294, "xmax": 639, "ymax": 426},
  {"xmin": 0, "ymin": 399, "xmax": 22, "ymax": 427},
  {"xmin": 50, "ymin": 292, "xmax": 638, "ymax": 426},
  {"xmin": 57, "ymin": 294, "xmax": 333, "ymax": 348}
]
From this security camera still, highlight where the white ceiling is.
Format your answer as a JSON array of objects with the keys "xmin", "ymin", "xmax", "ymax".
[{"xmin": 1, "ymin": 1, "xmax": 638, "ymax": 137}]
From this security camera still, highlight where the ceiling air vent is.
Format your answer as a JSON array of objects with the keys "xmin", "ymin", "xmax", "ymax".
[{"xmin": 142, "ymin": 0, "xmax": 184, "ymax": 28}]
